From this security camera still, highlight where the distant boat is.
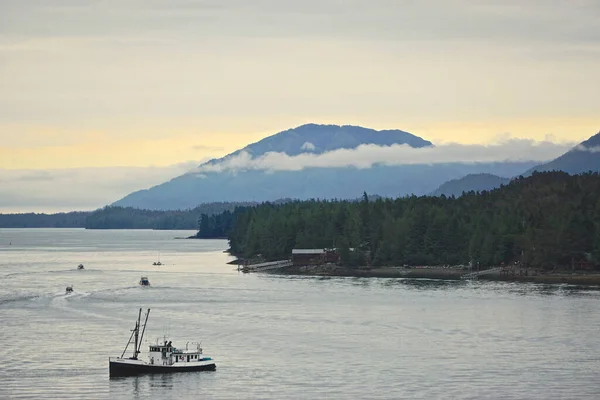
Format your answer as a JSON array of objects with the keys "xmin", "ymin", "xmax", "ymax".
[
  {"xmin": 66, "ymin": 285, "xmax": 73, "ymax": 294},
  {"xmin": 109, "ymin": 308, "xmax": 216, "ymax": 377},
  {"xmin": 139, "ymin": 276, "xmax": 151, "ymax": 287},
  {"xmin": 152, "ymin": 252, "xmax": 162, "ymax": 266},
  {"xmin": 78, "ymin": 264, "xmax": 85, "ymax": 270}
]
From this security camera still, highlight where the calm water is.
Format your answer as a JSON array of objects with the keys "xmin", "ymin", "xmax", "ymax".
[{"xmin": 1, "ymin": 229, "xmax": 600, "ymax": 399}]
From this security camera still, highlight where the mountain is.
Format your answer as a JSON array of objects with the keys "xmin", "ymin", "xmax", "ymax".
[
  {"xmin": 113, "ymin": 124, "xmax": 538, "ymax": 210},
  {"xmin": 527, "ymin": 131, "xmax": 600, "ymax": 175},
  {"xmin": 199, "ymin": 123, "xmax": 432, "ymax": 169},
  {"xmin": 430, "ymin": 173, "xmax": 511, "ymax": 197},
  {"xmin": 230, "ymin": 123, "xmax": 433, "ymax": 157}
]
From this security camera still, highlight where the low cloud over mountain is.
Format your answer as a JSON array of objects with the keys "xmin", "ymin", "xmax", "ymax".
[
  {"xmin": 112, "ymin": 124, "xmax": 575, "ymax": 210},
  {"xmin": 193, "ymin": 138, "xmax": 573, "ymax": 174}
]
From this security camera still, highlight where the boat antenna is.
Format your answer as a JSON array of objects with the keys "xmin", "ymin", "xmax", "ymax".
[
  {"xmin": 136, "ymin": 308, "xmax": 150, "ymax": 356},
  {"xmin": 132, "ymin": 308, "xmax": 142, "ymax": 359}
]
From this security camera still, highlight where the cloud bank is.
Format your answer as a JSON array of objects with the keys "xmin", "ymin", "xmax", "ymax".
[
  {"xmin": 0, "ymin": 162, "xmax": 200, "ymax": 213},
  {"xmin": 194, "ymin": 138, "xmax": 576, "ymax": 174}
]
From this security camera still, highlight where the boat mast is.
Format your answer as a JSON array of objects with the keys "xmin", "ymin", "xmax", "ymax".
[
  {"xmin": 136, "ymin": 309, "xmax": 151, "ymax": 356},
  {"xmin": 120, "ymin": 308, "xmax": 140, "ymax": 359},
  {"xmin": 133, "ymin": 308, "xmax": 142, "ymax": 359}
]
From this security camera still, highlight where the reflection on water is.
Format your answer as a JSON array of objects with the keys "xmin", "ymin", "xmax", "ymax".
[
  {"xmin": 2, "ymin": 229, "xmax": 600, "ymax": 399},
  {"xmin": 148, "ymin": 373, "xmax": 175, "ymax": 389},
  {"xmin": 109, "ymin": 374, "xmax": 175, "ymax": 396}
]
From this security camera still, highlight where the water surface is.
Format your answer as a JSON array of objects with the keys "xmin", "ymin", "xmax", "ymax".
[{"xmin": 1, "ymin": 229, "xmax": 599, "ymax": 399}]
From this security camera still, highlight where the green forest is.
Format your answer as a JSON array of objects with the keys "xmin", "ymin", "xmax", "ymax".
[
  {"xmin": 0, "ymin": 211, "xmax": 89, "ymax": 228},
  {"xmin": 0, "ymin": 202, "xmax": 256, "ymax": 229},
  {"xmin": 198, "ymin": 172, "xmax": 600, "ymax": 269}
]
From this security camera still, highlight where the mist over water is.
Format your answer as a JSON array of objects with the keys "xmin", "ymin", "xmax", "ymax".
[{"xmin": 1, "ymin": 229, "xmax": 600, "ymax": 399}]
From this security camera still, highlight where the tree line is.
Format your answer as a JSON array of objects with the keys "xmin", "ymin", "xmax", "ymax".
[
  {"xmin": 0, "ymin": 202, "xmax": 257, "ymax": 229},
  {"xmin": 0, "ymin": 212, "xmax": 89, "ymax": 228},
  {"xmin": 197, "ymin": 172, "xmax": 600, "ymax": 269}
]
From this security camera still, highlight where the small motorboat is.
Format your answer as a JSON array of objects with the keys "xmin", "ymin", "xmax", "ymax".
[
  {"xmin": 139, "ymin": 276, "xmax": 150, "ymax": 286},
  {"xmin": 152, "ymin": 261, "xmax": 162, "ymax": 266},
  {"xmin": 66, "ymin": 285, "xmax": 73, "ymax": 294},
  {"xmin": 78, "ymin": 264, "xmax": 85, "ymax": 270},
  {"xmin": 109, "ymin": 308, "xmax": 216, "ymax": 377}
]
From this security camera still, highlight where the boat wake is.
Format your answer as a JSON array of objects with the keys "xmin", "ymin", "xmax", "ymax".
[
  {"xmin": 49, "ymin": 293, "xmax": 125, "ymax": 322},
  {"xmin": 0, "ymin": 293, "xmax": 40, "ymax": 305}
]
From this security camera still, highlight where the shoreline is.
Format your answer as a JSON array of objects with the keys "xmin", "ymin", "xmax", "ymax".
[{"xmin": 260, "ymin": 265, "xmax": 600, "ymax": 286}]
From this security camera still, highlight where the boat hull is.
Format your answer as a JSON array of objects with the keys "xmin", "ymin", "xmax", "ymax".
[{"xmin": 109, "ymin": 359, "xmax": 216, "ymax": 377}]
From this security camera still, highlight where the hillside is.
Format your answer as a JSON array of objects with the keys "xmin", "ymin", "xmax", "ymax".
[
  {"xmin": 113, "ymin": 162, "xmax": 537, "ymax": 210},
  {"xmin": 527, "ymin": 131, "xmax": 600, "ymax": 175},
  {"xmin": 112, "ymin": 123, "xmax": 538, "ymax": 210},
  {"xmin": 430, "ymin": 174, "xmax": 510, "ymax": 197}
]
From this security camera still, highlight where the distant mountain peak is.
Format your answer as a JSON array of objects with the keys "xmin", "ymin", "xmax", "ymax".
[{"xmin": 204, "ymin": 123, "xmax": 433, "ymax": 164}]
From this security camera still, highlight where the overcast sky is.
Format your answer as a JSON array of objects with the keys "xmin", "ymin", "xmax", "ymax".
[{"xmin": 0, "ymin": 0, "xmax": 598, "ymax": 211}]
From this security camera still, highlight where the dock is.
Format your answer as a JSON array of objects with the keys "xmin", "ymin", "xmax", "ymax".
[
  {"xmin": 460, "ymin": 267, "xmax": 502, "ymax": 280},
  {"xmin": 238, "ymin": 260, "xmax": 293, "ymax": 273}
]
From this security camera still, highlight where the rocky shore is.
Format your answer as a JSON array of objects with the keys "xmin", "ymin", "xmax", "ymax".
[{"xmin": 269, "ymin": 264, "xmax": 600, "ymax": 286}]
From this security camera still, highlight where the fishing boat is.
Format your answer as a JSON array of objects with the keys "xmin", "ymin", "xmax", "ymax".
[
  {"xmin": 152, "ymin": 252, "xmax": 162, "ymax": 266},
  {"xmin": 109, "ymin": 308, "xmax": 216, "ymax": 377},
  {"xmin": 139, "ymin": 276, "xmax": 150, "ymax": 286},
  {"xmin": 66, "ymin": 285, "xmax": 73, "ymax": 294}
]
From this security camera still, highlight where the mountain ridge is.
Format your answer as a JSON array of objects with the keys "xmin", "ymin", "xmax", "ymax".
[{"xmin": 430, "ymin": 173, "xmax": 511, "ymax": 197}]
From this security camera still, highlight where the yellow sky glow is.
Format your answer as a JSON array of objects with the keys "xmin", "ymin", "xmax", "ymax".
[{"xmin": 0, "ymin": 116, "xmax": 595, "ymax": 169}]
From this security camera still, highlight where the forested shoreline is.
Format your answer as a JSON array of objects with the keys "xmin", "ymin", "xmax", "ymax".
[
  {"xmin": 0, "ymin": 202, "xmax": 255, "ymax": 229},
  {"xmin": 198, "ymin": 172, "xmax": 600, "ymax": 269},
  {"xmin": 0, "ymin": 211, "xmax": 90, "ymax": 228}
]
